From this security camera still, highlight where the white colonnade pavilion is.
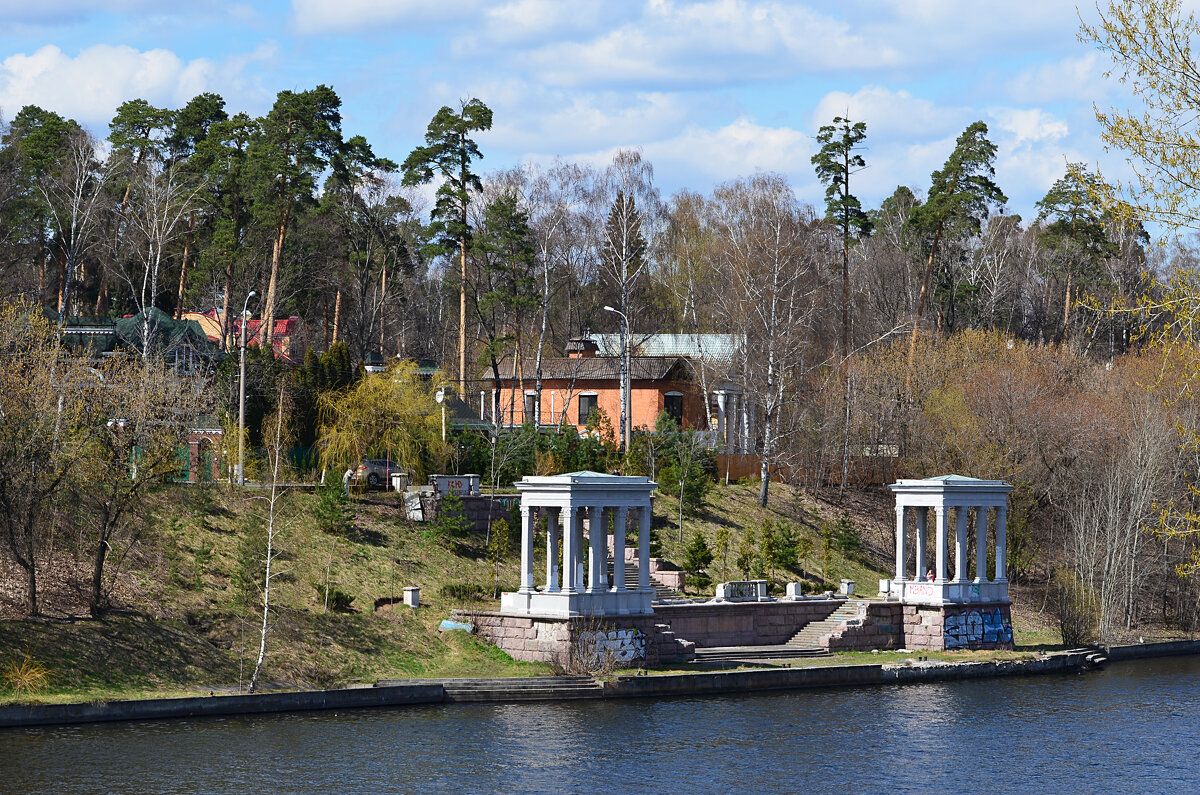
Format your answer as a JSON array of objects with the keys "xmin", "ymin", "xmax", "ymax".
[
  {"xmin": 886, "ymin": 475, "xmax": 1012, "ymax": 605},
  {"xmin": 500, "ymin": 471, "xmax": 656, "ymax": 617}
]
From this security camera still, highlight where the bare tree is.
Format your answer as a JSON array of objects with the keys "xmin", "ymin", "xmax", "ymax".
[
  {"xmin": 38, "ymin": 129, "xmax": 110, "ymax": 320},
  {"xmin": 710, "ymin": 174, "xmax": 825, "ymax": 506},
  {"xmin": 249, "ymin": 383, "xmax": 290, "ymax": 693},
  {"xmin": 115, "ymin": 158, "xmax": 205, "ymax": 357}
]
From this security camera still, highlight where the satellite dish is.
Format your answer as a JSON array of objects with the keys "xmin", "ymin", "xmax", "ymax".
[{"xmin": 435, "ymin": 388, "xmax": 445, "ymax": 404}]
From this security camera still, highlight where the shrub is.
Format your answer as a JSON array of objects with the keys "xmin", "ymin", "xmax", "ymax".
[
  {"xmin": 314, "ymin": 481, "xmax": 353, "ymax": 537},
  {"xmin": 313, "ymin": 584, "xmax": 356, "ymax": 613},
  {"xmin": 2, "ymin": 652, "xmax": 50, "ymax": 699},
  {"xmin": 426, "ymin": 493, "xmax": 472, "ymax": 541},
  {"xmin": 1052, "ymin": 567, "xmax": 1099, "ymax": 646},
  {"xmin": 683, "ymin": 531, "xmax": 714, "ymax": 574},
  {"xmin": 439, "ymin": 582, "xmax": 486, "ymax": 601}
]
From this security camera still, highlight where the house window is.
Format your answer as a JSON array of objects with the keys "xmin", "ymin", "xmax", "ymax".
[
  {"xmin": 524, "ymin": 392, "xmax": 538, "ymax": 425},
  {"xmin": 578, "ymin": 393, "xmax": 598, "ymax": 425},
  {"xmin": 664, "ymin": 392, "xmax": 683, "ymax": 425}
]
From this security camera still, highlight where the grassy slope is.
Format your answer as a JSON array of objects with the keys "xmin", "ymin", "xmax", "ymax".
[
  {"xmin": 0, "ymin": 479, "xmax": 1059, "ymax": 704},
  {"xmin": 654, "ymin": 480, "xmax": 894, "ymax": 597}
]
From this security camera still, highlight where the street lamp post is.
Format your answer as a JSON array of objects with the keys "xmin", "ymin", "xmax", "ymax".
[
  {"xmin": 236, "ymin": 290, "xmax": 257, "ymax": 486},
  {"xmin": 435, "ymin": 387, "xmax": 446, "ymax": 441},
  {"xmin": 603, "ymin": 305, "xmax": 631, "ymax": 453}
]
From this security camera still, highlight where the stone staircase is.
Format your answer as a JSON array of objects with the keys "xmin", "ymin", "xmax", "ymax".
[
  {"xmin": 378, "ymin": 676, "xmax": 604, "ymax": 703},
  {"xmin": 653, "ymin": 622, "xmax": 697, "ymax": 660},
  {"xmin": 607, "ymin": 560, "xmax": 684, "ymax": 602},
  {"xmin": 786, "ymin": 600, "xmax": 863, "ymax": 649}
]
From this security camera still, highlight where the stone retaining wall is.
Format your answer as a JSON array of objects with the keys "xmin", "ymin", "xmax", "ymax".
[
  {"xmin": 825, "ymin": 603, "xmax": 904, "ymax": 651},
  {"xmin": 904, "ymin": 602, "xmax": 1014, "ymax": 651},
  {"xmin": 439, "ymin": 495, "xmax": 519, "ymax": 533},
  {"xmin": 452, "ymin": 611, "xmax": 692, "ymax": 668},
  {"xmin": 652, "ymin": 600, "xmax": 842, "ymax": 648}
]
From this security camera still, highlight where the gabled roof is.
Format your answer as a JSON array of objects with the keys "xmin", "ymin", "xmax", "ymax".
[
  {"xmin": 62, "ymin": 308, "xmax": 220, "ymax": 361},
  {"xmin": 493, "ymin": 356, "xmax": 692, "ymax": 382},
  {"xmin": 590, "ymin": 333, "xmax": 743, "ymax": 361}
]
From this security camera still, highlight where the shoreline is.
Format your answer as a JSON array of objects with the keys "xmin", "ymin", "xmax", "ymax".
[{"xmin": 2, "ymin": 640, "xmax": 1196, "ymax": 730}]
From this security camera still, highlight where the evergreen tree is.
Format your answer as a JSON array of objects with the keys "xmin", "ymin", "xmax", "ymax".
[
  {"xmin": 402, "ymin": 98, "xmax": 493, "ymax": 400},
  {"xmin": 1035, "ymin": 163, "xmax": 1119, "ymax": 340},
  {"xmin": 247, "ymin": 85, "xmax": 344, "ymax": 347},
  {"xmin": 905, "ymin": 121, "xmax": 1007, "ymax": 392}
]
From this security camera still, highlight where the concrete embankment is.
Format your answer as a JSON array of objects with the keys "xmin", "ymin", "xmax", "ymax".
[
  {"xmin": 1102, "ymin": 639, "xmax": 1200, "ymax": 661},
  {"xmin": 0, "ymin": 683, "xmax": 444, "ymax": 729},
  {"xmin": 606, "ymin": 650, "xmax": 1094, "ymax": 699},
  {"xmin": 3, "ymin": 644, "xmax": 1191, "ymax": 729}
]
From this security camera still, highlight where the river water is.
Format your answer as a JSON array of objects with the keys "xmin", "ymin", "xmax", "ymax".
[{"xmin": 4, "ymin": 656, "xmax": 1200, "ymax": 794}]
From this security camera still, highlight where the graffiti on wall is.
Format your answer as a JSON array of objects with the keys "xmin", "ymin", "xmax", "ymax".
[
  {"xmin": 944, "ymin": 608, "xmax": 1013, "ymax": 649},
  {"xmin": 576, "ymin": 628, "xmax": 646, "ymax": 665}
]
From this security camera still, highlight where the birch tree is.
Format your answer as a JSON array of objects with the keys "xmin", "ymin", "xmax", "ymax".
[
  {"xmin": 117, "ymin": 158, "xmax": 205, "ymax": 356},
  {"xmin": 711, "ymin": 174, "xmax": 823, "ymax": 507},
  {"xmin": 249, "ymin": 383, "xmax": 290, "ymax": 693},
  {"xmin": 39, "ymin": 128, "xmax": 111, "ymax": 320}
]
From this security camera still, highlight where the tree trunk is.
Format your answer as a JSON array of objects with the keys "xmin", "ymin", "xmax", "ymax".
[
  {"xmin": 332, "ymin": 287, "xmax": 342, "ymax": 344},
  {"xmin": 1062, "ymin": 272, "xmax": 1073, "ymax": 342},
  {"xmin": 758, "ymin": 410, "xmax": 773, "ymax": 507},
  {"xmin": 175, "ymin": 223, "xmax": 193, "ymax": 320},
  {"xmin": 904, "ymin": 224, "xmax": 944, "ymax": 397},
  {"xmin": 263, "ymin": 221, "xmax": 286, "ymax": 347},
  {"xmin": 459, "ymin": 231, "xmax": 467, "ymax": 399},
  {"xmin": 89, "ymin": 532, "xmax": 109, "ymax": 616}
]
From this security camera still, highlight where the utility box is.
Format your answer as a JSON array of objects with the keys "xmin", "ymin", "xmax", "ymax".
[
  {"xmin": 390, "ymin": 472, "xmax": 411, "ymax": 492},
  {"xmin": 429, "ymin": 474, "xmax": 481, "ymax": 497},
  {"xmin": 839, "ymin": 579, "xmax": 856, "ymax": 596},
  {"xmin": 403, "ymin": 586, "xmax": 420, "ymax": 609}
]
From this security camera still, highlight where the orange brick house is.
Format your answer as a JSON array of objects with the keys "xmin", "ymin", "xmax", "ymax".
[
  {"xmin": 183, "ymin": 309, "xmax": 305, "ymax": 363},
  {"xmin": 490, "ymin": 336, "xmax": 725, "ymax": 437}
]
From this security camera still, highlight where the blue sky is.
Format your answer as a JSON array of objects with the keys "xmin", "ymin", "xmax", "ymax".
[{"xmin": 0, "ymin": 1, "xmax": 1144, "ymax": 223}]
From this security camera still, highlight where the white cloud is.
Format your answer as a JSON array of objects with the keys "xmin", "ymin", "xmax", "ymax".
[
  {"xmin": 0, "ymin": 43, "xmax": 275, "ymax": 128},
  {"xmin": 515, "ymin": 0, "xmax": 899, "ymax": 89},
  {"xmin": 290, "ymin": 0, "xmax": 483, "ymax": 34},
  {"xmin": 812, "ymin": 86, "xmax": 966, "ymax": 140},
  {"xmin": 988, "ymin": 107, "xmax": 1069, "ymax": 146},
  {"xmin": 1007, "ymin": 53, "xmax": 1111, "ymax": 105},
  {"xmin": 0, "ymin": 0, "xmax": 156, "ymax": 24},
  {"xmin": 575, "ymin": 117, "xmax": 815, "ymax": 190}
]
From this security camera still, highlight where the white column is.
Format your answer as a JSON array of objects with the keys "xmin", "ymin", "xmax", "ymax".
[
  {"xmin": 562, "ymin": 507, "xmax": 579, "ymax": 592},
  {"xmin": 934, "ymin": 506, "xmax": 948, "ymax": 583},
  {"xmin": 894, "ymin": 504, "xmax": 907, "ymax": 581},
  {"xmin": 574, "ymin": 509, "xmax": 586, "ymax": 591},
  {"xmin": 995, "ymin": 504, "xmax": 1008, "ymax": 582},
  {"xmin": 545, "ymin": 507, "xmax": 561, "ymax": 592},
  {"xmin": 915, "ymin": 507, "xmax": 927, "ymax": 580},
  {"xmin": 587, "ymin": 506, "xmax": 606, "ymax": 593},
  {"xmin": 613, "ymin": 506, "xmax": 628, "ymax": 591},
  {"xmin": 974, "ymin": 506, "xmax": 988, "ymax": 583},
  {"xmin": 519, "ymin": 505, "xmax": 534, "ymax": 593},
  {"xmin": 715, "ymin": 392, "xmax": 727, "ymax": 451},
  {"xmin": 954, "ymin": 506, "xmax": 968, "ymax": 582},
  {"xmin": 638, "ymin": 504, "xmax": 651, "ymax": 591}
]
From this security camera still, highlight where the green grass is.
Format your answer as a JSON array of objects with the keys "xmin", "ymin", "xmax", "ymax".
[
  {"xmin": 653, "ymin": 480, "xmax": 891, "ymax": 597},
  {"xmin": 0, "ymin": 479, "xmax": 1048, "ymax": 706}
]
